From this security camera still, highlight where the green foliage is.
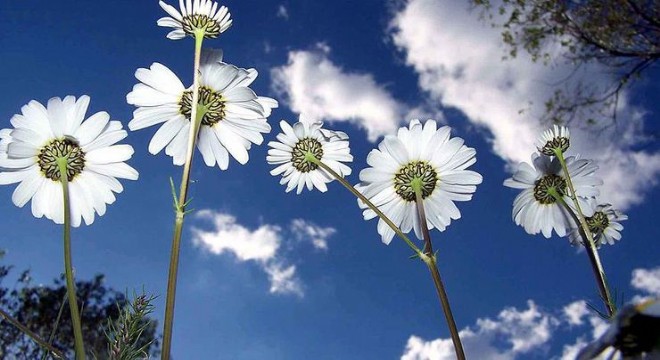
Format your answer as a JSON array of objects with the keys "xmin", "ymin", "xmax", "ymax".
[
  {"xmin": 471, "ymin": 0, "xmax": 660, "ymax": 126},
  {"xmin": 0, "ymin": 259, "xmax": 158, "ymax": 359},
  {"xmin": 106, "ymin": 292, "xmax": 157, "ymax": 360}
]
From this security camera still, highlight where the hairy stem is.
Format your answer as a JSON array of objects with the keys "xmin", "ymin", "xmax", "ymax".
[
  {"xmin": 161, "ymin": 30, "xmax": 205, "ymax": 360},
  {"xmin": 414, "ymin": 187, "xmax": 465, "ymax": 360},
  {"xmin": 548, "ymin": 180, "xmax": 615, "ymax": 318},
  {"xmin": 308, "ymin": 156, "xmax": 422, "ymax": 255},
  {"xmin": 57, "ymin": 158, "xmax": 85, "ymax": 360}
]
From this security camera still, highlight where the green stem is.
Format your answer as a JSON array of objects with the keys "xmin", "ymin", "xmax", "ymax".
[
  {"xmin": 308, "ymin": 156, "xmax": 422, "ymax": 255},
  {"xmin": 57, "ymin": 158, "xmax": 85, "ymax": 360},
  {"xmin": 161, "ymin": 30, "xmax": 205, "ymax": 360},
  {"xmin": 0, "ymin": 306, "xmax": 66, "ymax": 359},
  {"xmin": 413, "ymin": 187, "xmax": 465, "ymax": 360},
  {"xmin": 548, "ymin": 184, "xmax": 615, "ymax": 317}
]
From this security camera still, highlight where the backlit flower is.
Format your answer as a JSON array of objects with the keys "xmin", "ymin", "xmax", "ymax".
[
  {"xmin": 267, "ymin": 120, "xmax": 352, "ymax": 194},
  {"xmin": 158, "ymin": 0, "xmax": 232, "ymax": 40},
  {"xmin": 126, "ymin": 50, "xmax": 277, "ymax": 169},
  {"xmin": 357, "ymin": 119, "xmax": 482, "ymax": 245},
  {"xmin": 504, "ymin": 153, "xmax": 601, "ymax": 238},
  {"xmin": 569, "ymin": 203, "xmax": 627, "ymax": 247},
  {"xmin": 537, "ymin": 124, "xmax": 570, "ymax": 156},
  {"xmin": 0, "ymin": 96, "xmax": 139, "ymax": 227}
]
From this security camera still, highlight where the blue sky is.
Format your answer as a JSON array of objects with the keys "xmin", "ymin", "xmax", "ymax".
[{"xmin": 1, "ymin": 0, "xmax": 659, "ymax": 359}]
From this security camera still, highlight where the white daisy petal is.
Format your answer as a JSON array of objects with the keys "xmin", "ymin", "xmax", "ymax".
[
  {"xmin": 127, "ymin": 55, "xmax": 276, "ymax": 168},
  {"xmin": 504, "ymin": 152, "xmax": 601, "ymax": 239},
  {"xmin": 568, "ymin": 204, "xmax": 627, "ymax": 247},
  {"xmin": 267, "ymin": 119, "xmax": 353, "ymax": 194},
  {"xmin": 357, "ymin": 119, "xmax": 481, "ymax": 244},
  {"xmin": 148, "ymin": 118, "xmax": 187, "ymax": 155},
  {"xmin": 0, "ymin": 97, "xmax": 138, "ymax": 226},
  {"xmin": 158, "ymin": 0, "xmax": 232, "ymax": 40},
  {"xmin": 159, "ymin": 1, "xmax": 183, "ymax": 21}
]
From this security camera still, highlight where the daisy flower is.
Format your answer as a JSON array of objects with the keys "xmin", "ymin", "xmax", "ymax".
[
  {"xmin": 537, "ymin": 124, "xmax": 570, "ymax": 156},
  {"xmin": 126, "ymin": 50, "xmax": 277, "ymax": 169},
  {"xmin": 357, "ymin": 119, "xmax": 482, "ymax": 245},
  {"xmin": 503, "ymin": 153, "xmax": 602, "ymax": 238},
  {"xmin": 0, "ymin": 96, "xmax": 139, "ymax": 227},
  {"xmin": 158, "ymin": 0, "xmax": 232, "ymax": 40},
  {"xmin": 577, "ymin": 299, "xmax": 660, "ymax": 360},
  {"xmin": 267, "ymin": 120, "xmax": 353, "ymax": 194},
  {"xmin": 569, "ymin": 203, "xmax": 627, "ymax": 247}
]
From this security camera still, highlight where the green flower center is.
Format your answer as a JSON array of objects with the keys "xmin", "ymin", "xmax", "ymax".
[
  {"xmin": 291, "ymin": 138, "xmax": 323, "ymax": 173},
  {"xmin": 38, "ymin": 138, "xmax": 85, "ymax": 182},
  {"xmin": 540, "ymin": 136, "xmax": 570, "ymax": 156},
  {"xmin": 179, "ymin": 86, "xmax": 226, "ymax": 126},
  {"xmin": 181, "ymin": 14, "xmax": 223, "ymax": 38},
  {"xmin": 533, "ymin": 174, "xmax": 567, "ymax": 204},
  {"xmin": 586, "ymin": 211, "xmax": 609, "ymax": 234},
  {"xmin": 394, "ymin": 161, "xmax": 438, "ymax": 202}
]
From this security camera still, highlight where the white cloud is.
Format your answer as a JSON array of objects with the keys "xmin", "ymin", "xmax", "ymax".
[
  {"xmin": 402, "ymin": 330, "xmax": 512, "ymax": 360},
  {"xmin": 563, "ymin": 300, "xmax": 590, "ymax": 326},
  {"xmin": 264, "ymin": 262, "xmax": 302, "ymax": 296},
  {"xmin": 402, "ymin": 301, "xmax": 556, "ymax": 360},
  {"xmin": 290, "ymin": 219, "xmax": 336, "ymax": 251},
  {"xmin": 192, "ymin": 210, "xmax": 280, "ymax": 262},
  {"xmin": 388, "ymin": 0, "xmax": 660, "ymax": 209},
  {"xmin": 401, "ymin": 266, "xmax": 660, "ymax": 360},
  {"xmin": 271, "ymin": 44, "xmax": 410, "ymax": 141},
  {"xmin": 276, "ymin": 4, "xmax": 289, "ymax": 20},
  {"xmin": 192, "ymin": 210, "xmax": 336, "ymax": 297},
  {"xmin": 631, "ymin": 267, "xmax": 660, "ymax": 295}
]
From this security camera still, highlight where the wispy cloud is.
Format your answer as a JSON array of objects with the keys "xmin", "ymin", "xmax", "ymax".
[
  {"xmin": 290, "ymin": 218, "xmax": 336, "ymax": 251},
  {"xmin": 631, "ymin": 266, "xmax": 660, "ymax": 295},
  {"xmin": 276, "ymin": 4, "xmax": 289, "ymax": 20},
  {"xmin": 192, "ymin": 210, "xmax": 336, "ymax": 297},
  {"xmin": 271, "ymin": 44, "xmax": 411, "ymax": 141},
  {"xmin": 388, "ymin": 0, "xmax": 660, "ymax": 210},
  {"xmin": 401, "ymin": 267, "xmax": 660, "ymax": 359},
  {"xmin": 402, "ymin": 300, "xmax": 557, "ymax": 360}
]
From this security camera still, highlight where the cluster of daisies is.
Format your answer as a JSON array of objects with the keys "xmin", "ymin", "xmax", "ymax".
[
  {"xmin": 266, "ymin": 119, "xmax": 483, "ymax": 245},
  {"xmin": 0, "ymin": 0, "xmax": 640, "ymax": 359},
  {"xmin": 504, "ymin": 125, "xmax": 627, "ymax": 247}
]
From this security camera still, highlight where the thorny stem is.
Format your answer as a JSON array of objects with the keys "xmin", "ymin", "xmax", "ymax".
[
  {"xmin": 162, "ymin": 29, "xmax": 205, "ymax": 360},
  {"xmin": 413, "ymin": 184, "xmax": 466, "ymax": 360},
  {"xmin": 307, "ymin": 155, "xmax": 422, "ymax": 255},
  {"xmin": 57, "ymin": 158, "xmax": 86, "ymax": 360},
  {"xmin": 0, "ymin": 307, "xmax": 66, "ymax": 359}
]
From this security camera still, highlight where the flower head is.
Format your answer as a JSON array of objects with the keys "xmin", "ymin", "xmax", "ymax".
[
  {"xmin": 267, "ymin": 120, "xmax": 353, "ymax": 194},
  {"xmin": 569, "ymin": 203, "xmax": 627, "ymax": 247},
  {"xmin": 0, "ymin": 96, "xmax": 139, "ymax": 227},
  {"xmin": 158, "ymin": 0, "xmax": 232, "ymax": 40},
  {"xmin": 126, "ymin": 50, "xmax": 277, "ymax": 169},
  {"xmin": 576, "ymin": 298, "xmax": 660, "ymax": 360},
  {"xmin": 537, "ymin": 124, "xmax": 570, "ymax": 156},
  {"xmin": 357, "ymin": 120, "xmax": 482, "ymax": 245},
  {"xmin": 503, "ymin": 153, "xmax": 602, "ymax": 238}
]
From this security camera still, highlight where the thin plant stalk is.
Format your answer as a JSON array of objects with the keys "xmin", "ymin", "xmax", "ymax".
[
  {"xmin": 549, "ymin": 188, "xmax": 615, "ymax": 317},
  {"xmin": 56, "ymin": 158, "xmax": 85, "ymax": 360},
  {"xmin": 553, "ymin": 151, "xmax": 615, "ymax": 317},
  {"xmin": 40, "ymin": 292, "xmax": 68, "ymax": 360},
  {"xmin": 311, "ymin": 155, "xmax": 465, "ymax": 358},
  {"xmin": 0, "ymin": 307, "xmax": 66, "ymax": 359},
  {"xmin": 307, "ymin": 155, "xmax": 421, "ymax": 254},
  {"xmin": 161, "ymin": 29, "xmax": 205, "ymax": 360},
  {"xmin": 413, "ymin": 185, "xmax": 466, "ymax": 360}
]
